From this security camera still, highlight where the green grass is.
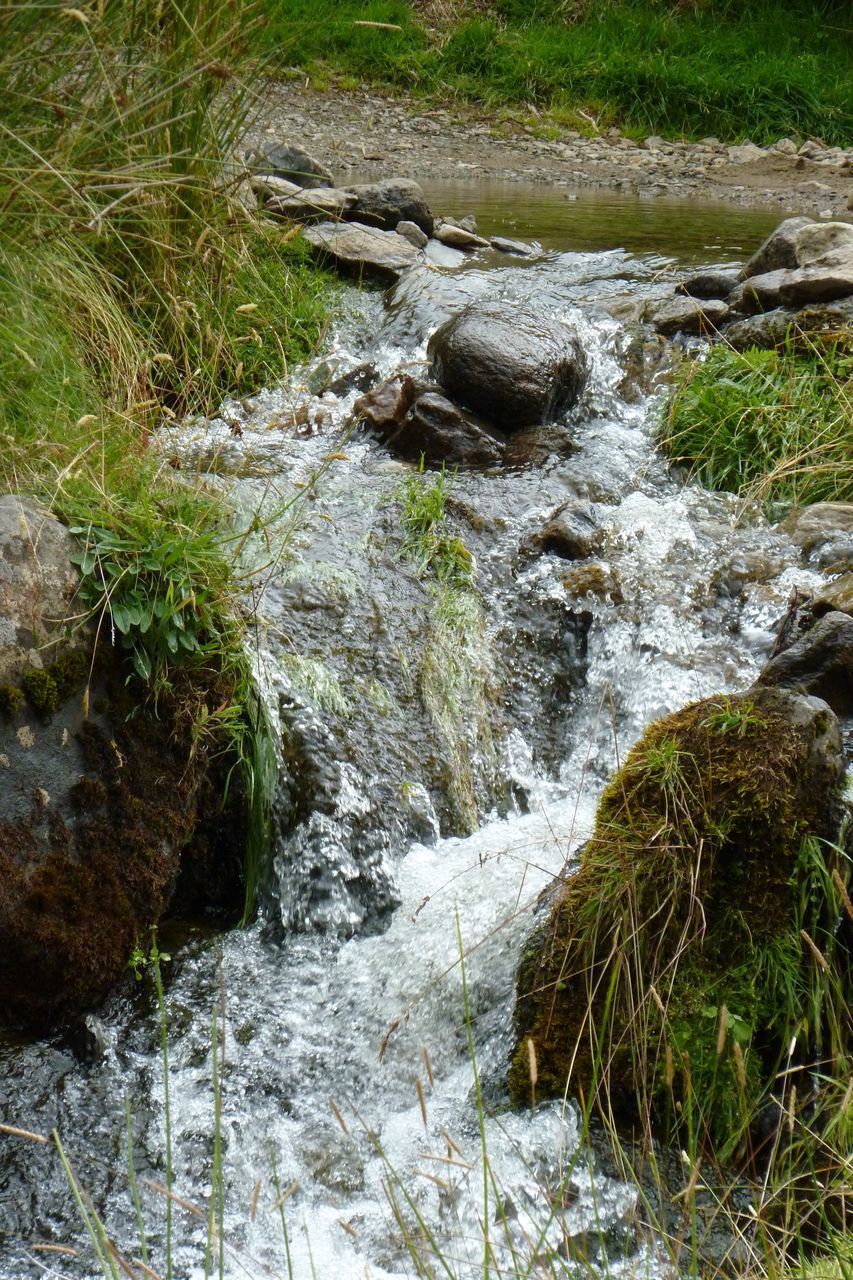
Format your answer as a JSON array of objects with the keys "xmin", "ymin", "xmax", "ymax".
[
  {"xmin": 660, "ymin": 341, "xmax": 853, "ymax": 512},
  {"xmin": 256, "ymin": 0, "xmax": 852, "ymax": 145}
]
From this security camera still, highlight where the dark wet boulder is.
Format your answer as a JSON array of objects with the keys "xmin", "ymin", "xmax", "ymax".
[
  {"xmin": 510, "ymin": 686, "xmax": 848, "ymax": 1154},
  {"xmin": 345, "ymin": 179, "xmax": 434, "ymax": 236},
  {"xmin": 676, "ymin": 268, "xmax": 740, "ymax": 300},
  {"xmin": 644, "ymin": 296, "xmax": 730, "ymax": 336},
  {"xmin": 0, "ymin": 497, "xmax": 246, "ymax": 1031},
  {"xmin": 523, "ymin": 502, "xmax": 602, "ymax": 562},
  {"xmin": 503, "ymin": 424, "xmax": 576, "ymax": 468},
  {"xmin": 427, "ymin": 301, "xmax": 589, "ymax": 429},
  {"xmin": 756, "ymin": 611, "xmax": 853, "ymax": 716},
  {"xmin": 302, "ymin": 221, "xmax": 418, "ymax": 283},
  {"xmin": 246, "ymin": 140, "xmax": 333, "ymax": 189},
  {"xmin": 355, "ymin": 378, "xmax": 505, "ymax": 468}
]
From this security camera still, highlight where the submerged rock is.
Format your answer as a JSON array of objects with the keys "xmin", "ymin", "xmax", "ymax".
[
  {"xmin": 510, "ymin": 686, "xmax": 848, "ymax": 1153},
  {"xmin": 524, "ymin": 502, "xmax": 602, "ymax": 562},
  {"xmin": 302, "ymin": 221, "xmax": 418, "ymax": 283},
  {"xmin": 427, "ymin": 300, "xmax": 589, "ymax": 429}
]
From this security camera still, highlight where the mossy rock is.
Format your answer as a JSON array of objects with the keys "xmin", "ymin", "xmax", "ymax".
[{"xmin": 510, "ymin": 686, "xmax": 850, "ymax": 1156}]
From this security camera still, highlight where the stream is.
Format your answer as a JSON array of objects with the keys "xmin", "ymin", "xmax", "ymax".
[{"xmin": 0, "ymin": 189, "xmax": 830, "ymax": 1279}]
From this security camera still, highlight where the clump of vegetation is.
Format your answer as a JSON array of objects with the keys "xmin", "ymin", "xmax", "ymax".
[
  {"xmin": 399, "ymin": 462, "xmax": 475, "ymax": 586},
  {"xmin": 510, "ymin": 687, "xmax": 850, "ymax": 1183},
  {"xmin": 660, "ymin": 341, "xmax": 853, "ymax": 511},
  {"xmin": 258, "ymin": 0, "xmax": 851, "ymax": 145}
]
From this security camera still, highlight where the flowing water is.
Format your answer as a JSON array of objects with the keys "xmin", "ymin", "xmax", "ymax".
[{"xmin": 0, "ymin": 191, "xmax": 830, "ymax": 1280}]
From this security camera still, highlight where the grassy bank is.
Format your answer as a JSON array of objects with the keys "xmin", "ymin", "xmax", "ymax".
[
  {"xmin": 0, "ymin": 0, "xmax": 336, "ymax": 915},
  {"xmin": 257, "ymin": 0, "xmax": 852, "ymax": 145}
]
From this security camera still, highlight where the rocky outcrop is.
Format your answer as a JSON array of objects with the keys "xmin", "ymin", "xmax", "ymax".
[
  {"xmin": 0, "ymin": 497, "xmax": 246, "ymax": 1031},
  {"xmin": 302, "ymin": 221, "xmax": 419, "ymax": 283},
  {"xmin": 509, "ymin": 685, "xmax": 848, "ymax": 1153},
  {"xmin": 427, "ymin": 301, "xmax": 589, "ymax": 429}
]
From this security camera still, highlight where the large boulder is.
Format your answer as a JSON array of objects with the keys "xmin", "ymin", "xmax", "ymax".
[
  {"xmin": 510, "ymin": 686, "xmax": 848, "ymax": 1154},
  {"xmin": 738, "ymin": 216, "xmax": 814, "ymax": 279},
  {"xmin": 302, "ymin": 221, "xmax": 419, "ymax": 284},
  {"xmin": 721, "ymin": 298, "xmax": 853, "ymax": 352},
  {"xmin": 0, "ymin": 497, "xmax": 245, "ymax": 1031},
  {"xmin": 427, "ymin": 301, "xmax": 589, "ymax": 429},
  {"xmin": 264, "ymin": 187, "xmax": 356, "ymax": 224},
  {"xmin": 345, "ymin": 179, "xmax": 434, "ymax": 236},
  {"xmin": 246, "ymin": 140, "xmax": 333, "ymax": 189},
  {"xmin": 728, "ymin": 263, "xmax": 853, "ymax": 313}
]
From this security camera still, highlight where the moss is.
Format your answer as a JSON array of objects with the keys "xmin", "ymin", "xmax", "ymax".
[
  {"xmin": 18, "ymin": 649, "xmax": 88, "ymax": 718},
  {"xmin": 510, "ymin": 687, "xmax": 849, "ymax": 1155},
  {"xmin": 20, "ymin": 667, "xmax": 60, "ymax": 715},
  {"xmin": 0, "ymin": 684, "xmax": 24, "ymax": 717}
]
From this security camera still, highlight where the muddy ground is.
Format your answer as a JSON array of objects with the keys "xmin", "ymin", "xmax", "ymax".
[{"xmin": 250, "ymin": 80, "xmax": 853, "ymax": 219}]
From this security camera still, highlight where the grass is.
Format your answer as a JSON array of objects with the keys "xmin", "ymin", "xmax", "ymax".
[
  {"xmin": 255, "ymin": 0, "xmax": 852, "ymax": 146},
  {"xmin": 0, "ymin": 0, "xmax": 339, "ymax": 917},
  {"xmin": 660, "ymin": 339, "xmax": 853, "ymax": 513}
]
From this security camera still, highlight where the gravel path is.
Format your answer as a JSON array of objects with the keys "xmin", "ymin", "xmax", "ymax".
[{"xmin": 251, "ymin": 81, "xmax": 853, "ymax": 218}]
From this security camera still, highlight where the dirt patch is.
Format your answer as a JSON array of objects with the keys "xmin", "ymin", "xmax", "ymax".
[{"xmin": 250, "ymin": 81, "xmax": 852, "ymax": 218}]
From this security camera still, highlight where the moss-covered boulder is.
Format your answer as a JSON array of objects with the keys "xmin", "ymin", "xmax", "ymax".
[
  {"xmin": 510, "ymin": 686, "xmax": 850, "ymax": 1156},
  {"xmin": 0, "ymin": 497, "xmax": 246, "ymax": 1031}
]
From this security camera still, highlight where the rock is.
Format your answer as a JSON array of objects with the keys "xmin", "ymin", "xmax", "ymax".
[
  {"xmin": 644, "ymin": 296, "xmax": 729, "ymax": 336},
  {"xmin": 721, "ymin": 298, "xmax": 853, "ymax": 351},
  {"xmin": 738, "ymin": 216, "xmax": 814, "ymax": 279},
  {"xmin": 355, "ymin": 378, "xmax": 505, "ymax": 467},
  {"xmin": 727, "ymin": 142, "xmax": 766, "ymax": 163},
  {"xmin": 456, "ymin": 215, "xmax": 478, "ymax": 233},
  {"xmin": 756, "ymin": 612, "xmax": 853, "ymax": 715},
  {"xmin": 302, "ymin": 221, "xmax": 418, "ymax": 283},
  {"xmin": 728, "ymin": 263, "xmax": 853, "ymax": 313},
  {"xmin": 427, "ymin": 301, "xmax": 589, "ymax": 429},
  {"xmin": 345, "ymin": 179, "xmax": 434, "ymax": 235},
  {"xmin": 422, "ymin": 239, "xmax": 467, "ymax": 268},
  {"xmin": 0, "ymin": 498, "xmax": 246, "ymax": 1030},
  {"xmin": 246, "ymin": 141, "xmax": 333, "ymax": 189},
  {"xmin": 774, "ymin": 138, "xmax": 799, "ymax": 155},
  {"xmin": 433, "ymin": 223, "xmax": 490, "ymax": 250},
  {"xmin": 398, "ymin": 392, "xmax": 506, "ymax": 468},
  {"xmin": 794, "ymin": 220, "xmax": 853, "ymax": 267},
  {"xmin": 847, "ymin": 189, "xmax": 853, "ymax": 212},
  {"xmin": 490, "ymin": 235, "xmax": 535, "ymax": 257},
  {"xmin": 524, "ymin": 503, "xmax": 602, "ymax": 562},
  {"xmin": 0, "ymin": 495, "xmax": 85, "ymax": 683},
  {"xmin": 784, "ymin": 503, "xmax": 853, "ymax": 562},
  {"xmin": 509, "ymin": 686, "xmax": 846, "ymax": 1146},
  {"xmin": 395, "ymin": 220, "xmax": 428, "ymax": 249},
  {"xmin": 813, "ymin": 572, "xmax": 853, "ymax": 619},
  {"xmin": 251, "ymin": 175, "xmax": 303, "ymax": 203},
  {"xmin": 676, "ymin": 268, "xmax": 740, "ymax": 300},
  {"xmin": 326, "ymin": 362, "xmax": 378, "ymax": 398},
  {"xmin": 264, "ymin": 187, "xmax": 356, "ymax": 224},
  {"xmin": 503, "ymin": 424, "xmax": 576, "ymax": 468}
]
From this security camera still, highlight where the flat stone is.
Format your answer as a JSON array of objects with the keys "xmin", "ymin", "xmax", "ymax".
[
  {"xmin": 727, "ymin": 142, "xmax": 766, "ymax": 163},
  {"xmin": 251, "ymin": 175, "xmax": 303, "ymax": 202},
  {"xmin": 302, "ymin": 221, "xmax": 418, "ymax": 283},
  {"xmin": 433, "ymin": 223, "xmax": 490, "ymax": 250},
  {"xmin": 490, "ymin": 235, "xmax": 535, "ymax": 257}
]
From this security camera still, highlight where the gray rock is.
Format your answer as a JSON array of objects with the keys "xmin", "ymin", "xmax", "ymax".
[
  {"xmin": 524, "ymin": 503, "xmax": 601, "ymax": 561},
  {"xmin": 756, "ymin": 611, "xmax": 853, "ymax": 716},
  {"xmin": 739, "ymin": 216, "xmax": 814, "ymax": 279},
  {"xmin": 399, "ymin": 392, "xmax": 506, "ymax": 468},
  {"xmin": 422, "ymin": 239, "xmax": 467, "ymax": 268},
  {"xmin": 721, "ymin": 297, "xmax": 853, "ymax": 350},
  {"xmin": 251, "ymin": 175, "xmax": 303, "ymax": 202},
  {"xmin": 774, "ymin": 138, "xmax": 799, "ymax": 155},
  {"xmin": 302, "ymin": 221, "xmax": 418, "ymax": 283},
  {"xmin": 246, "ymin": 141, "xmax": 333, "ymax": 189},
  {"xmin": 784, "ymin": 503, "xmax": 853, "ymax": 553},
  {"xmin": 728, "ymin": 263, "xmax": 853, "ymax": 313},
  {"xmin": 433, "ymin": 222, "xmax": 490, "ymax": 250},
  {"xmin": 645, "ymin": 296, "xmax": 729, "ymax": 336},
  {"xmin": 0, "ymin": 495, "xmax": 82, "ymax": 683},
  {"xmin": 395, "ymin": 220, "xmax": 428, "ymax": 249},
  {"xmin": 727, "ymin": 142, "xmax": 766, "ymax": 163},
  {"xmin": 345, "ymin": 179, "xmax": 434, "ymax": 235},
  {"xmin": 427, "ymin": 301, "xmax": 589, "ymax": 429},
  {"xmin": 676, "ymin": 268, "xmax": 740, "ymax": 300},
  {"xmin": 490, "ymin": 235, "xmax": 535, "ymax": 257},
  {"xmin": 265, "ymin": 187, "xmax": 356, "ymax": 224},
  {"xmin": 794, "ymin": 220, "xmax": 853, "ymax": 267}
]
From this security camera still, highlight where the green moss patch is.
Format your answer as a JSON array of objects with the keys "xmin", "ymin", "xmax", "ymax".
[{"xmin": 510, "ymin": 688, "xmax": 850, "ymax": 1160}]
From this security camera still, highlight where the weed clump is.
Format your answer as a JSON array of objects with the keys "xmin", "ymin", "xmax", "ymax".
[
  {"xmin": 660, "ymin": 342, "xmax": 853, "ymax": 511},
  {"xmin": 510, "ymin": 688, "xmax": 850, "ymax": 1165}
]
